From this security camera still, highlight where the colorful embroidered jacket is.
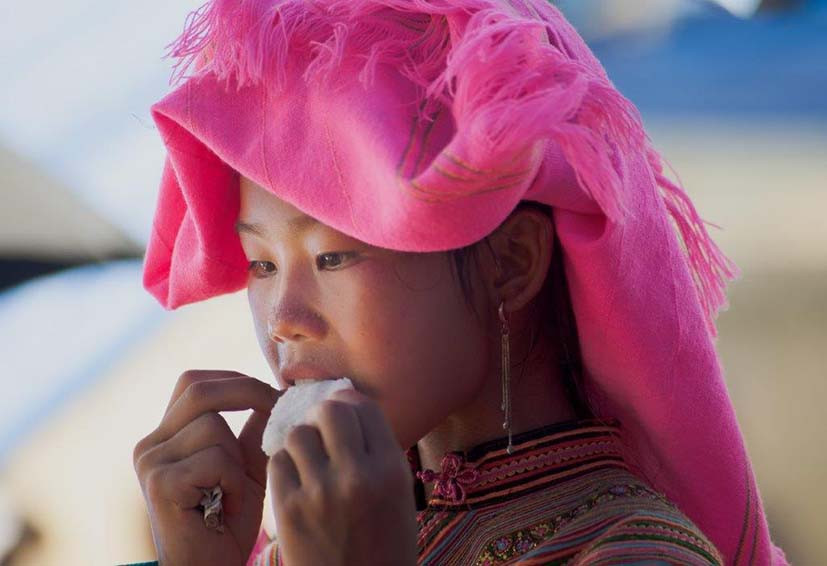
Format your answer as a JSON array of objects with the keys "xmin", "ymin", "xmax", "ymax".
[{"xmin": 250, "ymin": 419, "xmax": 723, "ymax": 565}]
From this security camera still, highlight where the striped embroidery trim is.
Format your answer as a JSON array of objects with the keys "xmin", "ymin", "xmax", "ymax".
[
  {"xmin": 421, "ymin": 425, "xmax": 627, "ymax": 507},
  {"xmin": 474, "ymin": 439, "xmax": 624, "ymax": 487}
]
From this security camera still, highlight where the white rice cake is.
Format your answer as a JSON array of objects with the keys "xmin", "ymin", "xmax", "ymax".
[{"xmin": 261, "ymin": 377, "xmax": 354, "ymax": 457}]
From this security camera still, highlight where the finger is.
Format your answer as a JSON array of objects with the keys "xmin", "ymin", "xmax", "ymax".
[
  {"xmin": 268, "ymin": 449, "xmax": 301, "ymax": 503},
  {"xmin": 238, "ymin": 408, "xmax": 271, "ymax": 489},
  {"xmin": 146, "ymin": 445, "xmax": 248, "ymax": 516},
  {"xmin": 136, "ymin": 412, "xmax": 244, "ymax": 479},
  {"xmin": 164, "ymin": 370, "xmax": 252, "ymax": 416},
  {"xmin": 329, "ymin": 389, "xmax": 398, "ymax": 454},
  {"xmin": 134, "ymin": 375, "xmax": 278, "ymax": 473},
  {"xmin": 157, "ymin": 377, "xmax": 280, "ymax": 444},
  {"xmin": 284, "ymin": 424, "xmax": 328, "ymax": 482},
  {"xmin": 307, "ymin": 400, "xmax": 365, "ymax": 462}
]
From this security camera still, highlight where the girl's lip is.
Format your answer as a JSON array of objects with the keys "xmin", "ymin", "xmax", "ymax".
[{"xmin": 278, "ymin": 363, "xmax": 339, "ymax": 388}]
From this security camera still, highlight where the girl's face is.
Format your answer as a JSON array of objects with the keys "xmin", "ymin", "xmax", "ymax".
[{"xmin": 238, "ymin": 176, "xmax": 494, "ymax": 449}]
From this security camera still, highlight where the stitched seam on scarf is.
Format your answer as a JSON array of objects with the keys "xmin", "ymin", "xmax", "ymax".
[
  {"xmin": 324, "ymin": 122, "xmax": 358, "ymax": 232},
  {"xmin": 734, "ymin": 463, "xmax": 753, "ymax": 565}
]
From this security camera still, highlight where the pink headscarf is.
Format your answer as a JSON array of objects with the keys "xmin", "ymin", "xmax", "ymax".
[{"xmin": 143, "ymin": 1, "xmax": 787, "ymax": 564}]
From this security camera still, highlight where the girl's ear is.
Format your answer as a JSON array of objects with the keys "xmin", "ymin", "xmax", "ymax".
[{"xmin": 480, "ymin": 207, "xmax": 554, "ymax": 314}]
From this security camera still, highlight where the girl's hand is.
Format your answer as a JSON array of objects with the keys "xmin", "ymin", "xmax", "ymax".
[
  {"xmin": 269, "ymin": 388, "xmax": 418, "ymax": 566},
  {"xmin": 133, "ymin": 370, "xmax": 281, "ymax": 566}
]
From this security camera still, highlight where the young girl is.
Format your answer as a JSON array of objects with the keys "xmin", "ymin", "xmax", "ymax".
[{"xmin": 130, "ymin": 1, "xmax": 788, "ymax": 564}]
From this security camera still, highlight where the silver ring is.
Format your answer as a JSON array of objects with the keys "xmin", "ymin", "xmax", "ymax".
[{"xmin": 200, "ymin": 485, "xmax": 225, "ymax": 533}]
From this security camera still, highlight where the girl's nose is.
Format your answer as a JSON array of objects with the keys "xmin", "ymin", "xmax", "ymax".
[{"xmin": 266, "ymin": 302, "xmax": 327, "ymax": 343}]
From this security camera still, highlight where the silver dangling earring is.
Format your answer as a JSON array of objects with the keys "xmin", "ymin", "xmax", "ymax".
[{"xmin": 499, "ymin": 301, "xmax": 513, "ymax": 455}]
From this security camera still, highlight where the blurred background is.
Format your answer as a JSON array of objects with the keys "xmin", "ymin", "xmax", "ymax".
[{"xmin": 1, "ymin": 0, "xmax": 824, "ymax": 563}]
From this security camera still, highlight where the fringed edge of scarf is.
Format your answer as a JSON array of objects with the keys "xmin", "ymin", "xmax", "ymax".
[
  {"xmin": 424, "ymin": 3, "xmax": 645, "ymax": 220},
  {"xmin": 646, "ymin": 145, "xmax": 741, "ymax": 337},
  {"xmin": 163, "ymin": 0, "xmax": 737, "ymax": 335},
  {"xmin": 165, "ymin": 0, "xmax": 452, "ymax": 93}
]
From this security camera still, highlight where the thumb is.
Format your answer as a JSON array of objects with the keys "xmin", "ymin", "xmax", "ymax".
[{"xmin": 239, "ymin": 408, "xmax": 272, "ymax": 489}]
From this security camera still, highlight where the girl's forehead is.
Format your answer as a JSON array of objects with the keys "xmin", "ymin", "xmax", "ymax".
[
  {"xmin": 239, "ymin": 175, "xmax": 313, "ymax": 223},
  {"xmin": 240, "ymin": 175, "xmax": 297, "ymax": 212},
  {"xmin": 238, "ymin": 174, "xmax": 367, "ymax": 245}
]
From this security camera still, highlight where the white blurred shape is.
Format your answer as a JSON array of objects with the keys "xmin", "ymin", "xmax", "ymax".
[
  {"xmin": 714, "ymin": 0, "xmax": 764, "ymax": 17},
  {"xmin": 0, "ymin": 1, "xmax": 204, "ymax": 245},
  {"xmin": 0, "ymin": 260, "xmax": 167, "ymax": 464}
]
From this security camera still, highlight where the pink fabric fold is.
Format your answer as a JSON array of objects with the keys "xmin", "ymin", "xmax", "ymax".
[
  {"xmin": 143, "ymin": 1, "xmax": 787, "ymax": 564},
  {"xmin": 246, "ymin": 528, "xmax": 271, "ymax": 566}
]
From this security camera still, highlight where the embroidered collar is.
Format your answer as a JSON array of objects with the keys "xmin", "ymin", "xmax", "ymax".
[{"xmin": 406, "ymin": 418, "xmax": 626, "ymax": 510}]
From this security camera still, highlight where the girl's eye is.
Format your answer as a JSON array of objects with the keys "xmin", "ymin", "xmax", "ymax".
[
  {"xmin": 316, "ymin": 252, "xmax": 356, "ymax": 270},
  {"xmin": 247, "ymin": 253, "xmax": 356, "ymax": 278},
  {"xmin": 248, "ymin": 261, "xmax": 276, "ymax": 278}
]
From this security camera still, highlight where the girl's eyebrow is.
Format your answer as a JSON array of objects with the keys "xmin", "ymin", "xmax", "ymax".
[
  {"xmin": 235, "ymin": 216, "xmax": 319, "ymax": 238},
  {"xmin": 235, "ymin": 220, "xmax": 267, "ymax": 237}
]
